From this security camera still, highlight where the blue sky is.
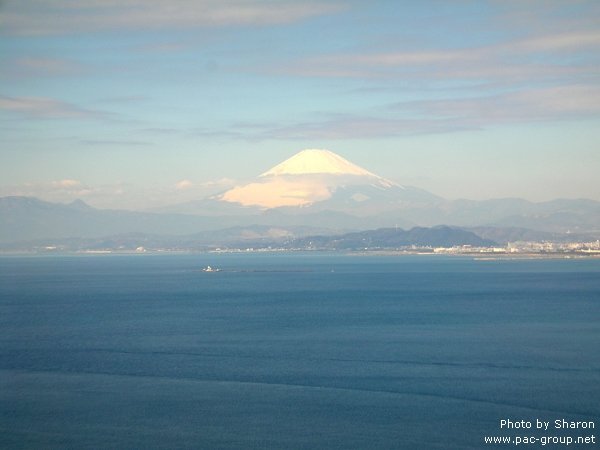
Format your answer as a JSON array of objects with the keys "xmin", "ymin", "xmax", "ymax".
[{"xmin": 1, "ymin": 0, "xmax": 599, "ymax": 209}]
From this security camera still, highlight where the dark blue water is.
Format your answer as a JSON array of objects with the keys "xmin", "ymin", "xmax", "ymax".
[{"xmin": 1, "ymin": 254, "xmax": 599, "ymax": 449}]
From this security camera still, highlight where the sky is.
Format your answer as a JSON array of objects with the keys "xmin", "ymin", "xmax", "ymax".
[{"xmin": 1, "ymin": 0, "xmax": 599, "ymax": 209}]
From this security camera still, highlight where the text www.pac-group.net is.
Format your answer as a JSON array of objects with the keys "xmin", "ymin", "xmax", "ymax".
[{"xmin": 484, "ymin": 418, "xmax": 596, "ymax": 446}]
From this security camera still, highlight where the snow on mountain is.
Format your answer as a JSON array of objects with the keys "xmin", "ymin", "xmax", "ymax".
[
  {"xmin": 260, "ymin": 149, "xmax": 385, "ymax": 179},
  {"xmin": 219, "ymin": 149, "xmax": 401, "ymax": 208}
]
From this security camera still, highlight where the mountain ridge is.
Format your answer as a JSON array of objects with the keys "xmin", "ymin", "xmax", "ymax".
[
  {"xmin": 2, "ymin": 150, "xmax": 599, "ymax": 243},
  {"xmin": 2, "ymin": 195, "xmax": 599, "ymax": 245}
]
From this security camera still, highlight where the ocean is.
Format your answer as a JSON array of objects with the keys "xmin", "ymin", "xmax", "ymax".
[{"xmin": 1, "ymin": 253, "xmax": 599, "ymax": 449}]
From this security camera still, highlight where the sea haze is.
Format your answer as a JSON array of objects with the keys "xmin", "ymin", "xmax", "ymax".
[{"xmin": 1, "ymin": 254, "xmax": 599, "ymax": 449}]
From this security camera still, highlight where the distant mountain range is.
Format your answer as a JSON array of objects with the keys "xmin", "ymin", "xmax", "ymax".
[
  {"xmin": 0, "ymin": 225, "xmax": 496, "ymax": 252},
  {"xmin": 1, "ymin": 149, "xmax": 599, "ymax": 247},
  {"xmin": 291, "ymin": 226, "xmax": 497, "ymax": 250},
  {"xmin": 153, "ymin": 149, "xmax": 600, "ymax": 234},
  {"xmin": 1, "ymin": 198, "xmax": 598, "ymax": 253}
]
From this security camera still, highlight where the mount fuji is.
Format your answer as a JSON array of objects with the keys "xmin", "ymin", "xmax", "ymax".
[
  {"xmin": 3, "ymin": 149, "xmax": 599, "ymax": 245},
  {"xmin": 152, "ymin": 149, "xmax": 600, "ymax": 234},
  {"xmin": 217, "ymin": 149, "xmax": 440, "ymax": 213}
]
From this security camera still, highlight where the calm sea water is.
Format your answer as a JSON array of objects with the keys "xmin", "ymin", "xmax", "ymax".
[{"xmin": 1, "ymin": 253, "xmax": 599, "ymax": 449}]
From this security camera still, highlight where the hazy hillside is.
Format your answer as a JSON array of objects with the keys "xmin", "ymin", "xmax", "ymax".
[
  {"xmin": 290, "ymin": 226, "xmax": 497, "ymax": 250},
  {"xmin": 3, "ymin": 194, "xmax": 600, "ymax": 245},
  {"xmin": 0, "ymin": 196, "xmax": 234, "ymax": 243}
]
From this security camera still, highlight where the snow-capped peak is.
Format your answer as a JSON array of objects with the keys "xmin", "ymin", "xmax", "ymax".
[
  {"xmin": 220, "ymin": 149, "xmax": 400, "ymax": 208},
  {"xmin": 260, "ymin": 149, "xmax": 379, "ymax": 178}
]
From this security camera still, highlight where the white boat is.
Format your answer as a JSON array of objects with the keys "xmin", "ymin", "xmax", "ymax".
[{"xmin": 202, "ymin": 265, "xmax": 220, "ymax": 272}]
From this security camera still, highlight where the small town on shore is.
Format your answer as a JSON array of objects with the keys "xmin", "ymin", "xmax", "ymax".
[
  {"xmin": 16, "ymin": 239, "xmax": 599, "ymax": 258},
  {"xmin": 429, "ymin": 240, "xmax": 600, "ymax": 256}
]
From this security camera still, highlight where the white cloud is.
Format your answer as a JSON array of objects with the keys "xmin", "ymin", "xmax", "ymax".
[
  {"xmin": 198, "ymin": 177, "xmax": 236, "ymax": 188},
  {"xmin": 175, "ymin": 179, "xmax": 194, "ymax": 190},
  {"xmin": 0, "ymin": 176, "xmax": 240, "ymax": 210},
  {"xmin": 221, "ymin": 178, "xmax": 331, "ymax": 208},
  {"xmin": 174, "ymin": 178, "xmax": 235, "ymax": 191},
  {"xmin": 1, "ymin": 179, "xmax": 95, "ymax": 203},
  {"xmin": 52, "ymin": 179, "xmax": 83, "ymax": 189},
  {"xmin": 48, "ymin": 179, "xmax": 94, "ymax": 198}
]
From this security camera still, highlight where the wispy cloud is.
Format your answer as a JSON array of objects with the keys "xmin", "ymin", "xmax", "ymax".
[
  {"xmin": 80, "ymin": 139, "xmax": 152, "ymax": 146},
  {"xmin": 96, "ymin": 95, "xmax": 148, "ymax": 104},
  {"xmin": 191, "ymin": 115, "xmax": 468, "ymax": 141},
  {"xmin": 1, "ymin": 0, "xmax": 344, "ymax": 36},
  {"xmin": 392, "ymin": 85, "xmax": 600, "ymax": 126},
  {"xmin": 141, "ymin": 127, "xmax": 182, "ymax": 135},
  {"xmin": 3, "ymin": 57, "xmax": 85, "ymax": 78},
  {"xmin": 188, "ymin": 84, "xmax": 600, "ymax": 141},
  {"xmin": 260, "ymin": 116, "xmax": 467, "ymax": 140},
  {"xmin": 2, "ymin": 179, "xmax": 95, "ymax": 202},
  {"xmin": 0, "ymin": 95, "xmax": 109, "ymax": 119},
  {"xmin": 137, "ymin": 42, "xmax": 190, "ymax": 54},
  {"xmin": 509, "ymin": 30, "xmax": 600, "ymax": 53},
  {"xmin": 174, "ymin": 177, "xmax": 235, "ymax": 191},
  {"xmin": 275, "ymin": 30, "xmax": 600, "ymax": 85}
]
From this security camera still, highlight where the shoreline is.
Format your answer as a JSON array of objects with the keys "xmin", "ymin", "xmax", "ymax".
[{"xmin": 1, "ymin": 248, "xmax": 600, "ymax": 260}]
